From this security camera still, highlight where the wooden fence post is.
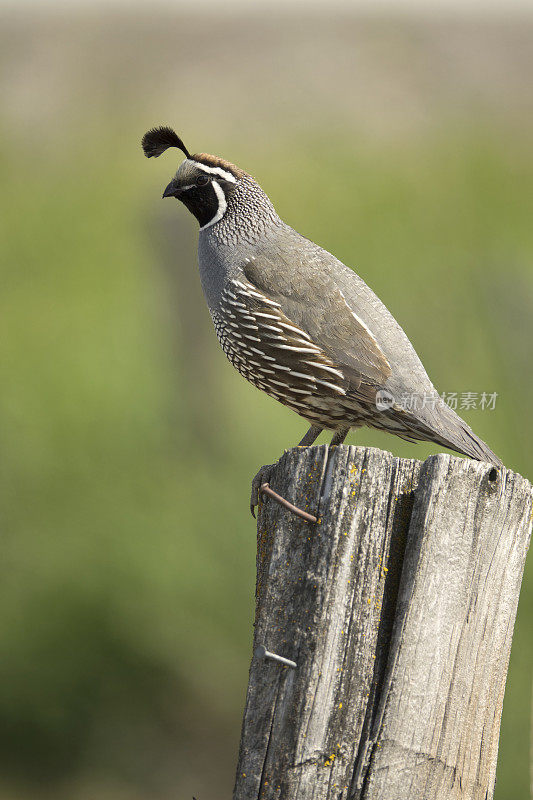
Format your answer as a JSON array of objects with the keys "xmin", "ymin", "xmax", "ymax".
[{"xmin": 233, "ymin": 444, "xmax": 532, "ymax": 800}]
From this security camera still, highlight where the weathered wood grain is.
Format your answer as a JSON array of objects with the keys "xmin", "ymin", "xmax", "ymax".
[{"xmin": 233, "ymin": 445, "xmax": 532, "ymax": 800}]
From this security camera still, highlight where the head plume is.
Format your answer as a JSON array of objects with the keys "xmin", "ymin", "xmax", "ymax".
[{"xmin": 142, "ymin": 126, "xmax": 191, "ymax": 159}]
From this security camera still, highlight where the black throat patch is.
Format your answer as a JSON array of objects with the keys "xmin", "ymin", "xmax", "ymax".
[{"xmin": 179, "ymin": 183, "xmax": 221, "ymax": 228}]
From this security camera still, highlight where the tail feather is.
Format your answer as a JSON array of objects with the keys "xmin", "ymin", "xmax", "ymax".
[{"xmin": 421, "ymin": 402, "xmax": 502, "ymax": 467}]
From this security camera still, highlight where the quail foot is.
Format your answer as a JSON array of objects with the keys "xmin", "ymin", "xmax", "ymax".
[{"xmin": 142, "ymin": 127, "xmax": 501, "ymax": 518}]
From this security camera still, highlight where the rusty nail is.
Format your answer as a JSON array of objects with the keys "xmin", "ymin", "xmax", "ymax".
[{"xmin": 260, "ymin": 483, "xmax": 317, "ymax": 523}]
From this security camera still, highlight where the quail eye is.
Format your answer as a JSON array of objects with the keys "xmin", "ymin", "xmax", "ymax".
[{"xmin": 196, "ymin": 174, "xmax": 210, "ymax": 187}]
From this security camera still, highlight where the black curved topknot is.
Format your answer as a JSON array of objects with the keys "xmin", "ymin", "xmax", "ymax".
[{"xmin": 141, "ymin": 126, "xmax": 191, "ymax": 159}]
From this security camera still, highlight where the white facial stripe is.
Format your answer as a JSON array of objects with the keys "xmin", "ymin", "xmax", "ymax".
[
  {"xmin": 194, "ymin": 162, "xmax": 237, "ymax": 184},
  {"xmin": 199, "ymin": 180, "xmax": 227, "ymax": 231}
]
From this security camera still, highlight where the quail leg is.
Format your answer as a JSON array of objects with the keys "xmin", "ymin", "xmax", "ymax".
[
  {"xmin": 250, "ymin": 425, "xmax": 323, "ymax": 517},
  {"xmin": 330, "ymin": 426, "xmax": 350, "ymax": 446}
]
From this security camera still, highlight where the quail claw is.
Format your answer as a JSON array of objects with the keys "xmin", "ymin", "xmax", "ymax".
[{"xmin": 250, "ymin": 463, "xmax": 275, "ymax": 518}]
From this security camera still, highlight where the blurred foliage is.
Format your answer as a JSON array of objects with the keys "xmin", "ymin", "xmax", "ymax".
[{"xmin": 0, "ymin": 117, "xmax": 531, "ymax": 800}]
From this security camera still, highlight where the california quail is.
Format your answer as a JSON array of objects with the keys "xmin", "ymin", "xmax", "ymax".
[{"xmin": 142, "ymin": 127, "xmax": 501, "ymax": 514}]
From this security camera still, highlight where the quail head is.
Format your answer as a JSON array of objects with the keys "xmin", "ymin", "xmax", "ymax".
[{"xmin": 142, "ymin": 126, "xmax": 501, "ymax": 515}]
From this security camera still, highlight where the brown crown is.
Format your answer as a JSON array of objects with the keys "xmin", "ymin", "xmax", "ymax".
[{"xmin": 192, "ymin": 153, "xmax": 246, "ymax": 180}]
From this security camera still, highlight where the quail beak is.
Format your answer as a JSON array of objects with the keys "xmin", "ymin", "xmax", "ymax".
[{"xmin": 162, "ymin": 179, "xmax": 182, "ymax": 199}]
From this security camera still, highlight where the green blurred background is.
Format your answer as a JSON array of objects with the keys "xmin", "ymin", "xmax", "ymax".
[{"xmin": 0, "ymin": 4, "xmax": 532, "ymax": 799}]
